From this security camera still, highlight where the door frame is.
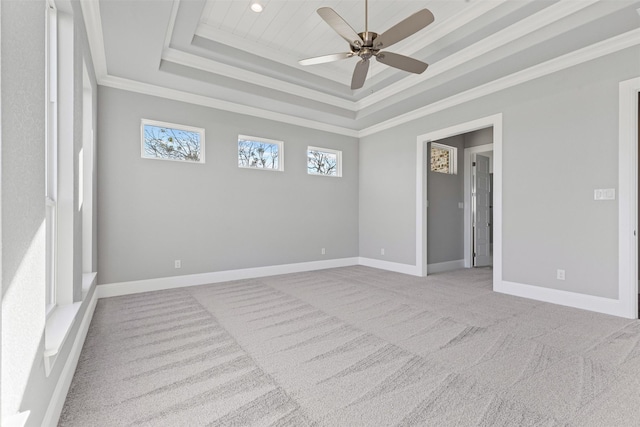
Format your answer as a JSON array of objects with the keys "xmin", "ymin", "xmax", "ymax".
[
  {"xmin": 416, "ymin": 113, "xmax": 503, "ymax": 279},
  {"xmin": 464, "ymin": 144, "xmax": 494, "ymax": 268},
  {"xmin": 619, "ymin": 76, "xmax": 640, "ymax": 319}
]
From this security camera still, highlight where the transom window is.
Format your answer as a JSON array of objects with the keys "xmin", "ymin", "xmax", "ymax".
[
  {"xmin": 307, "ymin": 146, "xmax": 342, "ymax": 177},
  {"xmin": 141, "ymin": 119, "xmax": 205, "ymax": 163},
  {"xmin": 238, "ymin": 135, "xmax": 283, "ymax": 171},
  {"xmin": 430, "ymin": 143, "xmax": 457, "ymax": 175}
]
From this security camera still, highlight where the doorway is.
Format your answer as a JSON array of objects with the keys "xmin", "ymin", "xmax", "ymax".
[{"xmin": 416, "ymin": 114, "xmax": 503, "ymax": 283}]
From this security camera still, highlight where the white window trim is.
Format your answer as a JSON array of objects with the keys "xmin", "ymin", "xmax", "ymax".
[
  {"xmin": 141, "ymin": 119, "xmax": 206, "ymax": 164},
  {"xmin": 82, "ymin": 60, "xmax": 94, "ymax": 274},
  {"xmin": 307, "ymin": 146, "xmax": 342, "ymax": 177},
  {"xmin": 44, "ymin": 1, "xmax": 74, "ymax": 377},
  {"xmin": 237, "ymin": 134, "xmax": 284, "ymax": 172},
  {"xmin": 430, "ymin": 142, "xmax": 458, "ymax": 175},
  {"xmin": 45, "ymin": 1, "xmax": 58, "ymax": 315},
  {"xmin": 45, "ymin": 198, "xmax": 57, "ymax": 317}
]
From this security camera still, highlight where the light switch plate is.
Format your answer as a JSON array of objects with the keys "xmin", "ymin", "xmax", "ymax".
[
  {"xmin": 594, "ymin": 188, "xmax": 615, "ymax": 200},
  {"xmin": 603, "ymin": 188, "xmax": 615, "ymax": 200}
]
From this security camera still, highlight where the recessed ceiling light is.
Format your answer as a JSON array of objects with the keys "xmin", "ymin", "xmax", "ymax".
[{"xmin": 250, "ymin": 2, "xmax": 263, "ymax": 13}]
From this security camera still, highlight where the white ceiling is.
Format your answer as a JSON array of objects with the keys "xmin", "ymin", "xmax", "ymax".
[
  {"xmin": 82, "ymin": 0, "xmax": 640, "ymax": 136},
  {"xmin": 197, "ymin": 0, "xmax": 471, "ymax": 83}
]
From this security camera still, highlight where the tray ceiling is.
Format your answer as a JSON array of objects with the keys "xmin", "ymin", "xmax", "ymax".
[{"xmin": 82, "ymin": 0, "xmax": 640, "ymax": 136}]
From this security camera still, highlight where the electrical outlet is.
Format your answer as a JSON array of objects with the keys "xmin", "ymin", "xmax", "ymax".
[
  {"xmin": 557, "ymin": 269, "xmax": 565, "ymax": 280},
  {"xmin": 381, "ymin": 248, "xmax": 385, "ymax": 256},
  {"xmin": 321, "ymin": 248, "xmax": 325, "ymax": 255},
  {"xmin": 175, "ymin": 260, "xmax": 181, "ymax": 269}
]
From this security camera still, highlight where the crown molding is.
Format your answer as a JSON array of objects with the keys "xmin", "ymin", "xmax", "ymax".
[
  {"xmin": 356, "ymin": 0, "xmax": 600, "ymax": 111},
  {"xmin": 162, "ymin": 0, "xmax": 180, "ymax": 52},
  {"xmin": 194, "ymin": 23, "xmax": 349, "ymax": 85},
  {"xmin": 79, "ymin": 0, "xmax": 107, "ymax": 80},
  {"xmin": 95, "ymin": 28, "xmax": 640, "ymax": 140},
  {"xmin": 82, "ymin": 0, "xmax": 639, "ymax": 140},
  {"xmin": 99, "ymin": 75, "xmax": 359, "ymax": 138},
  {"xmin": 359, "ymin": 28, "xmax": 640, "ymax": 138},
  {"xmin": 194, "ymin": 0, "xmax": 506, "ymax": 87},
  {"xmin": 162, "ymin": 48, "xmax": 357, "ymax": 111}
]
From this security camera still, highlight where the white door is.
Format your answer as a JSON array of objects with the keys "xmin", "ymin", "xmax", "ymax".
[{"xmin": 473, "ymin": 154, "xmax": 492, "ymax": 266}]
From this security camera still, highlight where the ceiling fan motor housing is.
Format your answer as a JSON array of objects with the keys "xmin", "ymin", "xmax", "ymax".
[
  {"xmin": 353, "ymin": 32, "xmax": 379, "ymax": 60},
  {"xmin": 299, "ymin": 4, "xmax": 434, "ymax": 89}
]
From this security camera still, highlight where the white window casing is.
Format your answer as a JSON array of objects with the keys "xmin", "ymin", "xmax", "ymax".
[
  {"xmin": 307, "ymin": 146, "xmax": 342, "ymax": 177},
  {"xmin": 237, "ymin": 135, "xmax": 284, "ymax": 171}
]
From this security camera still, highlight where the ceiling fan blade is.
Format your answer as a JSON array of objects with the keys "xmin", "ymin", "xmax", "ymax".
[
  {"xmin": 317, "ymin": 7, "xmax": 363, "ymax": 48},
  {"xmin": 299, "ymin": 52, "xmax": 353, "ymax": 66},
  {"xmin": 373, "ymin": 9, "xmax": 434, "ymax": 50},
  {"xmin": 376, "ymin": 52, "xmax": 428, "ymax": 74},
  {"xmin": 351, "ymin": 59, "xmax": 370, "ymax": 90}
]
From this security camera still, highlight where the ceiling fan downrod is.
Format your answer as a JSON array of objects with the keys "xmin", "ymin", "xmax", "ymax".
[{"xmin": 364, "ymin": 0, "xmax": 369, "ymax": 42}]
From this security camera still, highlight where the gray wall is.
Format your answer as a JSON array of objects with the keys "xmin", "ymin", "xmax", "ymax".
[
  {"xmin": 360, "ymin": 46, "xmax": 640, "ymax": 299},
  {"xmin": 464, "ymin": 127, "xmax": 493, "ymax": 148},
  {"xmin": 97, "ymin": 87, "xmax": 359, "ymax": 284},
  {"xmin": 427, "ymin": 136, "xmax": 465, "ymax": 264},
  {"xmin": 1, "ymin": 1, "xmax": 98, "ymax": 424},
  {"xmin": 1, "ymin": 1, "xmax": 46, "ymax": 419}
]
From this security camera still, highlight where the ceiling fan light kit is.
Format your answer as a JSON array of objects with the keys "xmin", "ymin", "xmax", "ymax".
[{"xmin": 299, "ymin": 0, "xmax": 434, "ymax": 90}]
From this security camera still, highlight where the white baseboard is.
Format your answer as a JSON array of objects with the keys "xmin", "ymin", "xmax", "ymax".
[
  {"xmin": 495, "ymin": 280, "xmax": 634, "ymax": 319},
  {"xmin": 427, "ymin": 259, "xmax": 465, "ymax": 274},
  {"xmin": 98, "ymin": 261, "xmax": 634, "ymax": 318},
  {"xmin": 42, "ymin": 286, "xmax": 98, "ymax": 427},
  {"xmin": 357, "ymin": 257, "xmax": 420, "ymax": 276},
  {"xmin": 98, "ymin": 257, "xmax": 360, "ymax": 298}
]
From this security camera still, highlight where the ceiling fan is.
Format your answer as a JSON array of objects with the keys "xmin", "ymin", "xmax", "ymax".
[{"xmin": 299, "ymin": 0, "xmax": 434, "ymax": 90}]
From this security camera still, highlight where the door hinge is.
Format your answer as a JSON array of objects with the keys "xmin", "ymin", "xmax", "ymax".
[{"xmin": 472, "ymin": 161, "xmax": 476, "ymax": 167}]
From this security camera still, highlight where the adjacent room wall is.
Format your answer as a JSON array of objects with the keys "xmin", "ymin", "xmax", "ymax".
[
  {"xmin": 360, "ymin": 46, "xmax": 640, "ymax": 299},
  {"xmin": 1, "ymin": 1, "xmax": 98, "ymax": 425},
  {"xmin": 464, "ymin": 127, "xmax": 493, "ymax": 148},
  {"xmin": 97, "ymin": 87, "xmax": 359, "ymax": 285},
  {"xmin": 427, "ymin": 135, "xmax": 465, "ymax": 265}
]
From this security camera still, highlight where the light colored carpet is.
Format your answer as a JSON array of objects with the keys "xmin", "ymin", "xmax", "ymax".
[{"xmin": 59, "ymin": 266, "xmax": 640, "ymax": 426}]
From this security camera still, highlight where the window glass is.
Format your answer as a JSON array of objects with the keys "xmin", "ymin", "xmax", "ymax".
[
  {"xmin": 307, "ymin": 146, "xmax": 341, "ymax": 177},
  {"xmin": 142, "ymin": 120, "xmax": 205, "ymax": 163},
  {"xmin": 238, "ymin": 135, "xmax": 283, "ymax": 171},
  {"xmin": 430, "ymin": 143, "xmax": 457, "ymax": 174}
]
